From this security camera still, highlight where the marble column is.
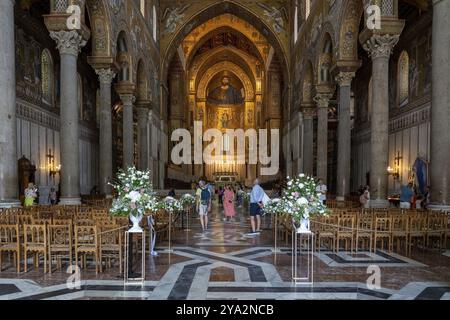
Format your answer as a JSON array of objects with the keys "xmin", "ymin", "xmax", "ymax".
[
  {"xmin": 120, "ymin": 94, "xmax": 136, "ymax": 168},
  {"xmin": 137, "ymin": 106, "xmax": 149, "ymax": 171},
  {"xmin": 335, "ymin": 72, "xmax": 355, "ymax": 201},
  {"xmin": 0, "ymin": 0, "xmax": 20, "ymax": 207},
  {"xmin": 362, "ymin": 34, "xmax": 399, "ymax": 207},
  {"xmin": 429, "ymin": 0, "xmax": 450, "ymax": 208},
  {"xmin": 50, "ymin": 31, "xmax": 86, "ymax": 205},
  {"xmin": 95, "ymin": 69, "xmax": 116, "ymax": 196},
  {"xmin": 314, "ymin": 94, "xmax": 332, "ymax": 184},
  {"xmin": 302, "ymin": 107, "xmax": 315, "ymax": 176}
]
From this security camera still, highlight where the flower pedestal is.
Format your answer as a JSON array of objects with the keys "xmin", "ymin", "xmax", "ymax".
[
  {"xmin": 129, "ymin": 213, "xmax": 143, "ymax": 233},
  {"xmin": 124, "ymin": 230, "xmax": 146, "ymax": 286},
  {"xmin": 291, "ymin": 225, "xmax": 314, "ymax": 285}
]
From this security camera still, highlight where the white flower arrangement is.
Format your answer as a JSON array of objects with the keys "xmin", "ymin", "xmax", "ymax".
[
  {"xmin": 279, "ymin": 174, "xmax": 329, "ymax": 223},
  {"xmin": 180, "ymin": 193, "xmax": 196, "ymax": 208},
  {"xmin": 159, "ymin": 196, "xmax": 183, "ymax": 213},
  {"xmin": 109, "ymin": 167, "xmax": 158, "ymax": 217},
  {"xmin": 262, "ymin": 198, "xmax": 284, "ymax": 215}
]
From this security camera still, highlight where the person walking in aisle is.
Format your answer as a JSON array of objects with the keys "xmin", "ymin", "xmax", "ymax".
[
  {"xmin": 249, "ymin": 179, "xmax": 265, "ymax": 234},
  {"xmin": 223, "ymin": 185, "xmax": 236, "ymax": 222},
  {"xmin": 198, "ymin": 180, "xmax": 211, "ymax": 232},
  {"xmin": 316, "ymin": 178, "xmax": 327, "ymax": 205}
]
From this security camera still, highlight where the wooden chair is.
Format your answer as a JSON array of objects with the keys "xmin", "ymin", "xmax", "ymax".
[
  {"xmin": 374, "ymin": 217, "xmax": 392, "ymax": 252},
  {"xmin": 316, "ymin": 216, "xmax": 337, "ymax": 252},
  {"xmin": 92, "ymin": 209, "xmax": 108, "ymax": 221},
  {"xmin": 113, "ymin": 216, "xmax": 130, "ymax": 227},
  {"xmin": 99, "ymin": 225, "xmax": 123, "ymax": 273},
  {"xmin": 336, "ymin": 216, "xmax": 355, "ymax": 252},
  {"xmin": 391, "ymin": 214, "xmax": 409, "ymax": 254},
  {"xmin": 408, "ymin": 215, "xmax": 427, "ymax": 256},
  {"xmin": 74, "ymin": 225, "xmax": 100, "ymax": 273},
  {"xmin": 23, "ymin": 224, "xmax": 48, "ymax": 273},
  {"xmin": 48, "ymin": 224, "xmax": 73, "ymax": 273},
  {"xmin": 0, "ymin": 224, "xmax": 21, "ymax": 273},
  {"xmin": 355, "ymin": 213, "xmax": 373, "ymax": 252},
  {"xmin": 52, "ymin": 218, "xmax": 73, "ymax": 226},
  {"xmin": 426, "ymin": 214, "xmax": 446, "ymax": 252},
  {"xmin": 74, "ymin": 218, "xmax": 95, "ymax": 226}
]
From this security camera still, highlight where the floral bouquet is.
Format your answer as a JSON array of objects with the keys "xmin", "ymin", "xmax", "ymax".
[
  {"xmin": 262, "ymin": 198, "xmax": 284, "ymax": 216},
  {"xmin": 281, "ymin": 174, "xmax": 328, "ymax": 226},
  {"xmin": 159, "ymin": 196, "xmax": 183, "ymax": 213},
  {"xmin": 180, "ymin": 193, "xmax": 196, "ymax": 209},
  {"xmin": 109, "ymin": 167, "xmax": 157, "ymax": 218}
]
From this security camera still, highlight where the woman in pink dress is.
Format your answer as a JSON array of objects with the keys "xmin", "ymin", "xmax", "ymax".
[{"xmin": 223, "ymin": 185, "xmax": 236, "ymax": 222}]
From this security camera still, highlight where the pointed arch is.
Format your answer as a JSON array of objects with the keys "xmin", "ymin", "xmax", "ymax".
[
  {"xmin": 41, "ymin": 49, "xmax": 54, "ymax": 106},
  {"xmin": 161, "ymin": 1, "xmax": 288, "ymax": 87},
  {"xmin": 397, "ymin": 50, "xmax": 409, "ymax": 107}
]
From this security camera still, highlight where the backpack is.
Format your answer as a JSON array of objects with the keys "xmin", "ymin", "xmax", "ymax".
[{"xmin": 200, "ymin": 188, "xmax": 210, "ymax": 205}]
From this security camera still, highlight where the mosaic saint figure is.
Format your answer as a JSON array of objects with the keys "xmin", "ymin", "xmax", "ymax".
[{"xmin": 207, "ymin": 77, "xmax": 244, "ymax": 105}]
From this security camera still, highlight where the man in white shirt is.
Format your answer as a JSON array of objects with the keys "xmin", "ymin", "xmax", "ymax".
[{"xmin": 316, "ymin": 178, "xmax": 327, "ymax": 205}]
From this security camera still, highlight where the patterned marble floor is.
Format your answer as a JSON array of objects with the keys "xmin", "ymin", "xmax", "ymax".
[{"xmin": 1, "ymin": 202, "xmax": 449, "ymax": 300}]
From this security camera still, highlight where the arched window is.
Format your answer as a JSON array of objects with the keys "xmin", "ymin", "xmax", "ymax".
[
  {"xmin": 41, "ymin": 49, "xmax": 54, "ymax": 106},
  {"xmin": 152, "ymin": 5, "xmax": 157, "ymax": 42},
  {"xmin": 305, "ymin": 0, "xmax": 311, "ymax": 20},
  {"xmin": 77, "ymin": 73, "xmax": 83, "ymax": 119},
  {"xmin": 294, "ymin": 4, "xmax": 299, "ymax": 43},
  {"xmin": 140, "ymin": 0, "xmax": 146, "ymax": 17},
  {"xmin": 398, "ymin": 51, "xmax": 409, "ymax": 107}
]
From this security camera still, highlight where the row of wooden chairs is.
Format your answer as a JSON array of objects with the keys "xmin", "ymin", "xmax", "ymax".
[
  {"xmin": 313, "ymin": 212, "xmax": 449, "ymax": 255},
  {"xmin": 275, "ymin": 210, "xmax": 450, "ymax": 256},
  {"xmin": 0, "ymin": 222, "xmax": 123, "ymax": 274}
]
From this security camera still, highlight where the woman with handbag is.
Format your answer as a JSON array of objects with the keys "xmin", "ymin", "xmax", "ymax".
[{"xmin": 223, "ymin": 185, "xmax": 236, "ymax": 222}]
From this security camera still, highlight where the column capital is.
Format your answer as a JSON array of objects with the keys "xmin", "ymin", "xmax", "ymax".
[
  {"xmin": 95, "ymin": 68, "xmax": 117, "ymax": 85},
  {"xmin": 120, "ymin": 94, "xmax": 136, "ymax": 106},
  {"xmin": 362, "ymin": 34, "xmax": 400, "ymax": 59},
  {"xmin": 314, "ymin": 93, "xmax": 333, "ymax": 109},
  {"xmin": 335, "ymin": 72, "xmax": 356, "ymax": 87},
  {"xmin": 50, "ymin": 30, "xmax": 86, "ymax": 56},
  {"xmin": 137, "ymin": 106, "xmax": 150, "ymax": 120},
  {"xmin": 300, "ymin": 104, "xmax": 316, "ymax": 119}
]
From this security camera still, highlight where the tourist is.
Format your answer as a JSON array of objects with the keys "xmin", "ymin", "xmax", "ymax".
[
  {"xmin": 198, "ymin": 180, "xmax": 211, "ymax": 232},
  {"xmin": 223, "ymin": 185, "xmax": 236, "ymax": 222},
  {"xmin": 316, "ymin": 178, "xmax": 327, "ymax": 205},
  {"xmin": 218, "ymin": 187, "xmax": 224, "ymax": 206},
  {"xmin": 24, "ymin": 183, "xmax": 37, "ymax": 207},
  {"xmin": 236, "ymin": 185, "xmax": 243, "ymax": 207},
  {"xmin": 90, "ymin": 185, "xmax": 99, "ymax": 195},
  {"xmin": 250, "ymin": 179, "xmax": 265, "ymax": 234},
  {"xmin": 360, "ymin": 186, "xmax": 370, "ymax": 209},
  {"xmin": 400, "ymin": 182, "xmax": 414, "ymax": 209},
  {"xmin": 48, "ymin": 187, "xmax": 57, "ymax": 205}
]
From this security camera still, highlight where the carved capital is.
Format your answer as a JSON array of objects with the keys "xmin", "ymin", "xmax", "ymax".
[
  {"xmin": 137, "ymin": 107, "xmax": 150, "ymax": 120},
  {"xmin": 50, "ymin": 30, "xmax": 86, "ymax": 56},
  {"xmin": 362, "ymin": 34, "xmax": 399, "ymax": 59},
  {"xmin": 335, "ymin": 72, "xmax": 355, "ymax": 87},
  {"xmin": 95, "ymin": 68, "xmax": 116, "ymax": 85},
  {"xmin": 314, "ymin": 94, "xmax": 333, "ymax": 109},
  {"xmin": 120, "ymin": 94, "xmax": 136, "ymax": 106}
]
